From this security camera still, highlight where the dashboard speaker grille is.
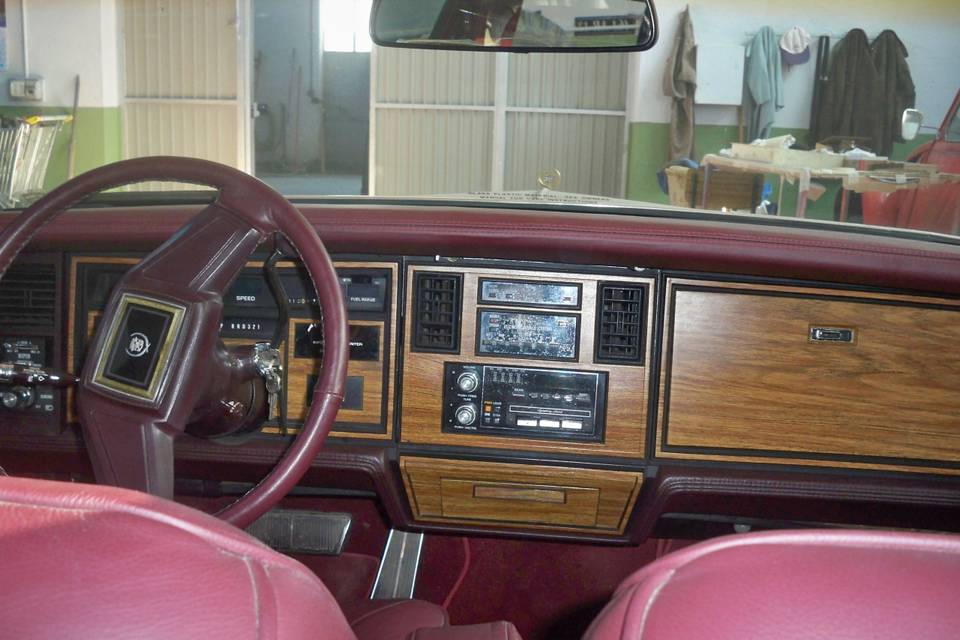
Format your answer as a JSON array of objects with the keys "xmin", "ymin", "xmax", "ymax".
[
  {"xmin": 412, "ymin": 272, "xmax": 462, "ymax": 353},
  {"xmin": 0, "ymin": 263, "xmax": 57, "ymax": 328},
  {"xmin": 595, "ymin": 283, "xmax": 644, "ymax": 365}
]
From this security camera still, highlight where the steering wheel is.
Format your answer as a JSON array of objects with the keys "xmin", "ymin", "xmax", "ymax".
[{"xmin": 0, "ymin": 157, "xmax": 348, "ymax": 529}]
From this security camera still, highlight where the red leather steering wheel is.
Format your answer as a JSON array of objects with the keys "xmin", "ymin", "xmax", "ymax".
[{"xmin": 0, "ymin": 157, "xmax": 348, "ymax": 529}]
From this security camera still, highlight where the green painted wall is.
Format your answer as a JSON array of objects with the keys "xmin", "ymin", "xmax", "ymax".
[
  {"xmin": 0, "ymin": 106, "xmax": 122, "ymax": 192},
  {"xmin": 626, "ymin": 121, "xmax": 936, "ymax": 220}
]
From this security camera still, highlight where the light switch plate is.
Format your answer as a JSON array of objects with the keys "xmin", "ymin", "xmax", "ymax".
[{"xmin": 9, "ymin": 78, "xmax": 44, "ymax": 101}]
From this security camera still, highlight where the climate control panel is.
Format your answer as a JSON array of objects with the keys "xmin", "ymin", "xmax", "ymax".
[{"xmin": 442, "ymin": 363, "xmax": 607, "ymax": 442}]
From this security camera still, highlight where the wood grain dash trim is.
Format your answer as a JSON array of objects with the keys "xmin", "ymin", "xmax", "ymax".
[
  {"xmin": 400, "ymin": 456, "xmax": 642, "ymax": 535},
  {"xmin": 400, "ymin": 265, "xmax": 654, "ymax": 458},
  {"xmin": 656, "ymin": 278, "xmax": 960, "ymax": 475},
  {"xmin": 472, "ymin": 483, "xmax": 567, "ymax": 504}
]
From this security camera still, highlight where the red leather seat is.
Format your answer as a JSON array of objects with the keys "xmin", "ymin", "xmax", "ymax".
[
  {"xmin": 585, "ymin": 529, "xmax": 960, "ymax": 640},
  {"xmin": 6, "ymin": 476, "xmax": 959, "ymax": 640},
  {"xmin": 0, "ymin": 476, "xmax": 517, "ymax": 640}
]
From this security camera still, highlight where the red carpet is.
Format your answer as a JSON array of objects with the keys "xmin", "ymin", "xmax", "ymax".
[
  {"xmin": 415, "ymin": 535, "xmax": 685, "ymax": 640},
  {"xmin": 178, "ymin": 494, "xmax": 690, "ymax": 638}
]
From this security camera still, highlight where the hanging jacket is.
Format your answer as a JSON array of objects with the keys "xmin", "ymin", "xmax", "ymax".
[
  {"xmin": 743, "ymin": 27, "xmax": 784, "ymax": 141},
  {"xmin": 814, "ymin": 29, "xmax": 881, "ymax": 148},
  {"xmin": 663, "ymin": 7, "xmax": 697, "ymax": 161},
  {"xmin": 807, "ymin": 35, "xmax": 831, "ymax": 146},
  {"xmin": 871, "ymin": 29, "xmax": 915, "ymax": 156}
]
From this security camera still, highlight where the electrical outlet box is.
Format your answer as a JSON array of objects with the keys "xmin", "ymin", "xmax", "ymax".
[{"xmin": 9, "ymin": 78, "xmax": 44, "ymax": 101}]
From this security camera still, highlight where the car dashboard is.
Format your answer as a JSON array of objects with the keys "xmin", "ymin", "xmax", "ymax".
[{"xmin": 1, "ymin": 202, "xmax": 959, "ymax": 542}]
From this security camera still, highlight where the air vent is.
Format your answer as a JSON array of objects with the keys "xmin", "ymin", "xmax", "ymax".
[
  {"xmin": 412, "ymin": 272, "xmax": 462, "ymax": 353},
  {"xmin": 595, "ymin": 283, "xmax": 644, "ymax": 365},
  {"xmin": 0, "ymin": 262, "xmax": 57, "ymax": 328}
]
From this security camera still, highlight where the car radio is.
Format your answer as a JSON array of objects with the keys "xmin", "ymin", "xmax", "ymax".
[{"xmin": 442, "ymin": 362, "xmax": 606, "ymax": 442}]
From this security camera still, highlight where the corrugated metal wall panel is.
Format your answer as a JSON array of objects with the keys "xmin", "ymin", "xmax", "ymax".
[
  {"xmin": 122, "ymin": 103, "xmax": 238, "ymax": 190},
  {"xmin": 123, "ymin": 0, "xmax": 238, "ymax": 99},
  {"xmin": 124, "ymin": 103, "xmax": 239, "ymax": 162},
  {"xmin": 370, "ymin": 49, "xmax": 628, "ymax": 196},
  {"xmin": 503, "ymin": 112, "xmax": 624, "ymax": 197},
  {"xmin": 121, "ymin": 0, "xmax": 242, "ymax": 186},
  {"xmin": 375, "ymin": 109, "xmax": 492, "ymax": 195},
  {"xmin": 508, "ymin": 52, "xmax": 627, "ymax": 110},
  {"xmin": 375, "ymin": 48, "xmax": 495, "ymax": 105}
]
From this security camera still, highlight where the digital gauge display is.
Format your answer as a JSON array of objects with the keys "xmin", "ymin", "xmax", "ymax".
[
  {"xmin": 479, "ymin": 279, "xmax": 580, "ymax": 309},
  {"xmin": 477, "ymin": 310, "xmax": 579, "ymax": 361}
]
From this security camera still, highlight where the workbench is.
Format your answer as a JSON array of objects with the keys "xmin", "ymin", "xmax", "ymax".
[{"xmin": 699, "ymin": 153, "xmax": 960, "ymax": 221}]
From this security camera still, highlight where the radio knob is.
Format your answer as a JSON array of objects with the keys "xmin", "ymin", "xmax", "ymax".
[
  {"xmin": 456, "ymin": 371, "xmax": 479, "ymax": 393},
  {"xmin": 1, "ymin": 386, "xmax": 33, "ymax": 410},
  {"xmin": 1, "ymin": 391, "xmax": 18, "ymax": 409},
  {"xmin": 454, "ymin": 403, "xmax": 478, "ymax": 426}
]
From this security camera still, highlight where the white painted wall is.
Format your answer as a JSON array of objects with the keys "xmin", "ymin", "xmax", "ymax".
[
  {"xmin": 628, "ymin": 0, "xmax": 960, "ymax": 129},
  {"xmin": 0, "ymin": 0, "xmax": 120, "ymax": 108}
]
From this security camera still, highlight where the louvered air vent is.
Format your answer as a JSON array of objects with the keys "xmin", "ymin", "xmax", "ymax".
[
  {"xmin": 412, "ymin": 272, "xmax": 462, "ymax": 353},
  {"xmin": 0, "ymin": 263, "xmax": 57, "ymax": 328},
  {"xmin": 595, "ymin": 283, "xmax": 644, "ymax": 365}
]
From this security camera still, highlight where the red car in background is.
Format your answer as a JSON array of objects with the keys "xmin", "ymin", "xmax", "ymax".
[{"xmin": 864, "ymin": 89, "xmax": 960, "ymax": 235}]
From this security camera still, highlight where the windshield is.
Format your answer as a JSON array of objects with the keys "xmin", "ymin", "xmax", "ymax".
[{"xmin": 2, "ymin": 1, "xmax": 958, "ymax": 239}]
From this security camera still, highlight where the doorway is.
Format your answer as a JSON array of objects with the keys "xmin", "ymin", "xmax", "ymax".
[{"xmin": 252, "ymin": 0, "xmax": 371, "ymax": 195}]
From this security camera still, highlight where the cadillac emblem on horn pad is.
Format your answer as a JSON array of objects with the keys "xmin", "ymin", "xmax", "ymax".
[{"xmin": 92, "ymin": 293, "xmax": 186, "ymax": 402}]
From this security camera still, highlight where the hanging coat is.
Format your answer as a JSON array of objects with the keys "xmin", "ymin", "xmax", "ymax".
[
  {"xmin": 871, "ymin": 30, "xmax": 915, "ymax": 156},
  {"xmin": 814, "ymin": 29, "xmax": 881, "ymax": 148},
  {"xmin": 743, "ymin": 27, "xmax": 784, "ymax": 141},
  {"xmin": 662, "ymin": 7, "xmax": 697, "ymax": 161},
  {"xmin": 807, "ymin": 35, "xmax": 831, "ymax": 146}
]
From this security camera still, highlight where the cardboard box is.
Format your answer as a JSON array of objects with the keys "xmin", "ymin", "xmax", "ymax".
[{"xmin": 666, "ymin": 166, "xmax": 762, "ymax": 211}]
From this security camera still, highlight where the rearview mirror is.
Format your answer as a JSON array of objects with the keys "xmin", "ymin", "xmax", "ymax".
[
  {"xmin": 370, "ymin": 0, "xmax": 658, "ymax": 52},
  {"xmin": 901, "ymin": 108, "xmax": 924, "ymax": 142}
]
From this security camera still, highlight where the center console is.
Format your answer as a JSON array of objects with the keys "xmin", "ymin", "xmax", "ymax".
[
  {"xmin": 400, "ymin": 263, "xmax": 653, "ymax": 457},
  {"xmin": 398, "ymin": 262, "xmax": 654, "ymax": 535}
]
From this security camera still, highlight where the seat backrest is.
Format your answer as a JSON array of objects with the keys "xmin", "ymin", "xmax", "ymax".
[
  {"xmin": 585, "ymin": 529, "xmax": 960, "ymax": 640},
  {"xmin": 0, "ymin": 476, "xmax": 357, "ymax": 640}
]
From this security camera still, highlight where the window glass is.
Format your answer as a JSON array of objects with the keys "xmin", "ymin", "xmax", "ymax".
[
  {"xmin": 946, "ymin": 109, "xmax": 960, "ymax": 143},
  {"xmin": 0, "ymin": 1, "xmax": 957, "ymax": 240},
  {"xmin": 321, "ymin": 0, "xmax": 373, "ymax": 52}
]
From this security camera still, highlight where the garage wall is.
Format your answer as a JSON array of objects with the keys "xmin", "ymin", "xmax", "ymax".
[
  {"xmin": 0, "ymin": 0, "xmax": 122, "ymax": 188},
  {"xmin": 372, "ymin": 49, "xmax": 494, "ymax": 196},
  {"xmin": 322, "ymin": 52, "xmax": 370, "ymax": 175},
  {"xmin": 122, "ymin": 0, "xmax": 247, "ymax": 183},
  {"xmin": 0, "ymin": 0, "xmax": 250, "ymax": 191},
  {"xmin": 625, "ymin": 0, "xmax": 960, "ymax": 215},
  {"xmin": 372, "ymin": 48, "xmax": 629, "ymax": 197},
  {"xmin": 504, "ymin": 53, "xmax": 627, "ymax": 196}
]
